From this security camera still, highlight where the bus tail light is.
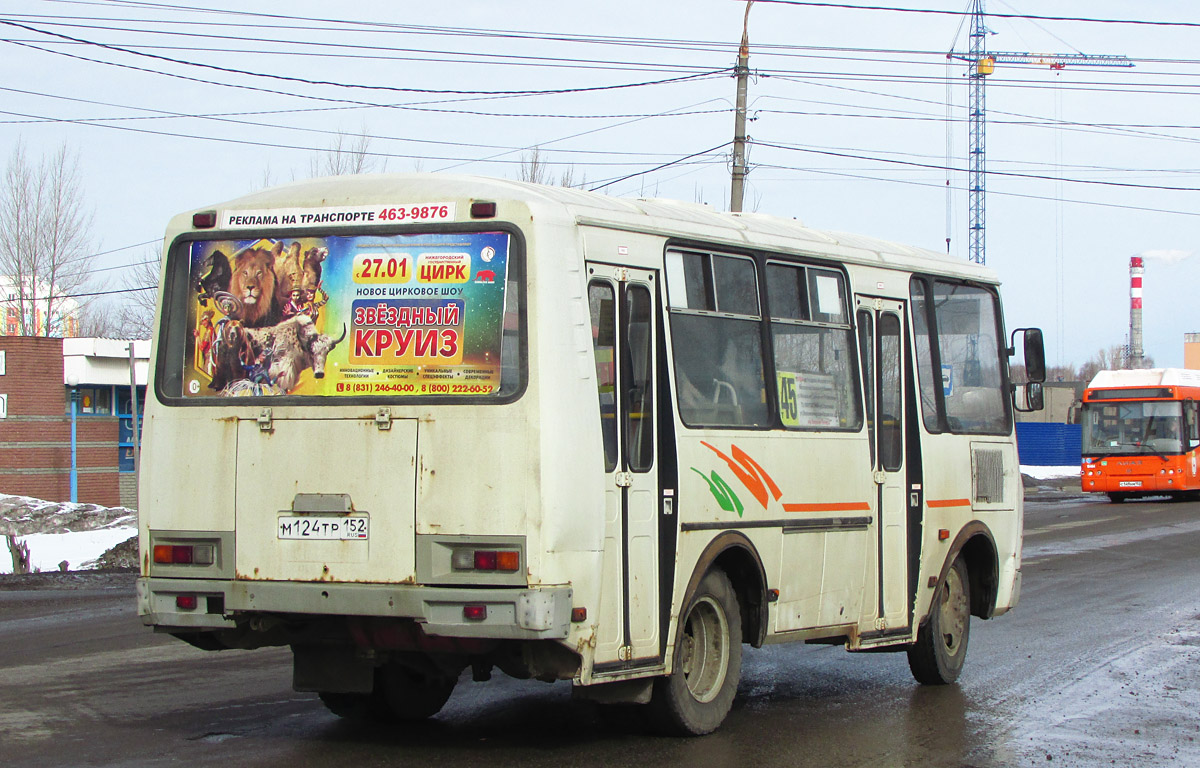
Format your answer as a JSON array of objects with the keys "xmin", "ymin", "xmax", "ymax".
[
  {"xmin": 175, "ymin": 595, "xmax": 198, "ymax": 610},
  {"xmin": 153, "ymin": 544, "xmax": 215, "ymax": 565},
  {"xmin": 470, "ymin": 201, "xmax": 497, "ymax": 219},
  {"xmin": 192, "ymin": 210, "xmax": 217, "ymax": 228},
  {"xmin": 452, "ymin": 549, "xmax": 520, "ymax": 572},
  {"xmin": 463, "ymin": 605, "xmax": 488, "ymax": 621}
]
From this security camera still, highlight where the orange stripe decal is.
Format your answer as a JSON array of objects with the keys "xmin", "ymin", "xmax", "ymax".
[
  {"xmin": 782, "ymin": 501, "xmax": 872, "ymax": 513},
  {"xmin": 926, "ymin": 498, "xmax": 972, "ymax": 508}
]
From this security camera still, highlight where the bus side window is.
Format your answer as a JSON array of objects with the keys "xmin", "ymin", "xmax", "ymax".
[
  {"xmin": 878, "ymin": 313, "xmax": 904, "ymax": 471},
  {"xmin": 666, "ymin": 250, "xmax": 768, "ymax": 428},
  {"xmin": 910, "ymin": 279, "xmax": 941, "ymax": 432},
  {"xmin": 589, "ymin": 281, "xmax": 618, "ymax": 472},
  {"xmin": 625, "ymin": 285, "xmax": 654, "ymax": 472},
  {"xmin": 857, "ymin": 308, "xmax": 875, "ymax": 459},
  {"xmin": 1189, "ymin": 402, "xmax": 1200, "ymax": 449},
  {"xmin": 767, "ymin": 263, "xmax": 861, "ymax": 431}
]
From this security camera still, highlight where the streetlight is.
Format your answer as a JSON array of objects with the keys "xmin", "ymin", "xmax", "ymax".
[{"xmin": 66, "ymin": 373, "xmax": 79, "ymax": 503}]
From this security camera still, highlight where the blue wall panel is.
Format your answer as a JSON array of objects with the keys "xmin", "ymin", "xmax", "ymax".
[{"xmin": 1015, "ymin": 422, "xmax": 1082, "ymax": 466}]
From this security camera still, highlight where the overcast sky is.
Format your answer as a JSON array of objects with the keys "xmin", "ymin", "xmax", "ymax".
[{"xmin": 2, "ymin": 0, "xmax": 1198, "ymax": 371}]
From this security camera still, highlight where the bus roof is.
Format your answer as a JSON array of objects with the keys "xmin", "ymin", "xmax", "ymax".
[
  {"xmin": 175, "ymin": 173, "xmax": 998, "ymax": 284},
  {"xmin": 1088, "ymin": 368, "xmax": 1200, "ymax": 389}
]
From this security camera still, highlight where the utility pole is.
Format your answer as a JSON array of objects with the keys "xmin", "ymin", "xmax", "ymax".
[
  {"xmin": 949, "ymin": 0, "xmax": 1131, "ymax": 265},
  {"xmin": 730, "ymin": 1, "xmax": 753, "ymax": 212}
]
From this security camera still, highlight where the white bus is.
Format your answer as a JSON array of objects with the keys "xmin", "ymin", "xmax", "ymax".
[{"xmin": 138, "ymin": 174, "xmax": 1044, "ymax": 735}]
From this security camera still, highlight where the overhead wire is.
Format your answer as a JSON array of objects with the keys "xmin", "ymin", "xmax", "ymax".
[
  {"xmin": 0, "ymin": 19, "xmax": 731, "ymax": 97},
  {"xmin": 754, "ymin": 140, "xmax": 1200, "ymax": 192},
  {"xmin": 749, "ymin": 1, "xmax": 1200, "ymax": 30},
  {"xmin": 752, "ymin": 164, "xmax": 1200, "ymax": 218}
]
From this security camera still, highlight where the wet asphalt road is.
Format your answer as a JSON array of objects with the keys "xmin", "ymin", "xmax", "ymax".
[{"xmin": 2, "ymin": 495, "xmax": 1199, "ymax": 768}]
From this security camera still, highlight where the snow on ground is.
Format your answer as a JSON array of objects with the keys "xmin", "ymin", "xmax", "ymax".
[
  {"xmin": 1021, "ymin": 465, "xmax": 1081, "ymax": 481},
  {"xmin": 4, "ymin": 526, "xmax": 136, "ymax": 574},
  {"xmin": 1, "ymin": 494, "xmax": 136, "ymax": 575}
]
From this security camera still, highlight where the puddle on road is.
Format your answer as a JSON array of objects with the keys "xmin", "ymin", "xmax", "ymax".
[
  {"xmin": 1023, "ymin": 518, "xmax": 1200, "ymax": 561},
  {"xmin": 188, "ymin": 731, "xmax": 241, "ymax": 744}
]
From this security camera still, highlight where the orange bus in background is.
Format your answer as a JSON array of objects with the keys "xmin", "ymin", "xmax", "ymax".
[{"xmin": 1081, "ymin": 369, "xmax": 1200, "ymax": 502}]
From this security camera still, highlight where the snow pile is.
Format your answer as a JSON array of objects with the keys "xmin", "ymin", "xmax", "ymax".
[
  {"xmin": 1, "ymin": 494, "xmax": 136, "ymax": 574},
  {"xmin": 1022, "ymin": 465, "xmax": 1081, "ymax": 481}
]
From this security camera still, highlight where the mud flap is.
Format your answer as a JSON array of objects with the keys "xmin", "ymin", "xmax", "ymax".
[{"xmin": 292, "ymin": 645, "xmax": 375, "ymax": 693}]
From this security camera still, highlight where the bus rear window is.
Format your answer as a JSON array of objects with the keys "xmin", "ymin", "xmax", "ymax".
[{"xmin": 161, "ymin": 230, "xmax": 519, "ymax": 400}]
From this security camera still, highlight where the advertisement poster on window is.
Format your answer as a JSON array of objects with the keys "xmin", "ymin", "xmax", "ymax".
[{"xmin": 181, "ymin": 231, "xmax": 510, "ymax": 397}]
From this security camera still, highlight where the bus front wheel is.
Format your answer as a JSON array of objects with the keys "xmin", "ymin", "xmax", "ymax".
[
  {"xmin": 650, "ymin": 569, "xmax": 742, "ymax": 736},
  {"xmin": 907, "ymin": 556, "xmax": 970, "ymax": 685}
]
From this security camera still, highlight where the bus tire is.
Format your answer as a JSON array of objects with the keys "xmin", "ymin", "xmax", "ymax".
[
  {"xmin": 650, "ymin": 569, "xmax": 742, "ymax": 736},
  {"xmin": 1107, "ymin": 493, "xmax": 1128, "ymax": 504},
  {"xmin": 318, "ymin": 690, "xmax": 389, "ymax": 722},
  {"xmin": 907, "ymin": 556, "xmax": 970, "ymax": 685},
  {"xmin": 379, "ymin": 661, "xmax": 457, "ymax": 721}
]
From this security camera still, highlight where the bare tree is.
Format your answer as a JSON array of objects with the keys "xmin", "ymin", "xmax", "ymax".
[
  {"xmin": 518, "ymin": 147, "xmax": 551, "ymax": 184},
  {"xmin": 0, "ymin": 140, "xmax": 96, "ymax": 336},
  {"xmin": 77, "ymin": 301, "xmax": 123, "ymax": 338},
  {"xmin": 518, "ymin": 147, "xmax": 580, "ymax": 187},
  {"xmin": 1075, "ymin": 344, "xmax": 1156, "ymax": 384},
  {"xmin": 308, "ymin": 128, "xmax": 385, "ymax": 177},
  {"xmin": 6, "ymin": 534, "xmax": 30, "ymax": 575},
  {"xmin": 114, "ymin": 246, "xmax": 161, "ymax": 339}
]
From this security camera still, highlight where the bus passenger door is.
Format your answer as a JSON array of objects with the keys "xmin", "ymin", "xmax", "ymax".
[
  {"xmin": 856, "ymin": 297, "xmax": 910, "ymax": 631},
  {"xmin": 588, "ymin": 265, "xmax": 661, "ymax": 668}
]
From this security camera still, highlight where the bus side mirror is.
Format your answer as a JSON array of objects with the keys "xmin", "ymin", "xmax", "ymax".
[
  {"xmin": 1010, "ymin": 327, "xmax": 1046, "ymax": 383},
  {"xmin": 1014, "ymin": 382, "xmax": 1044, "ymax": 413}
]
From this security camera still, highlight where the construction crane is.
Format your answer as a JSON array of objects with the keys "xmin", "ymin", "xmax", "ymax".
[{"xmin": 949, "ymin": 0, "xmax": 1131, "ymax": 265}]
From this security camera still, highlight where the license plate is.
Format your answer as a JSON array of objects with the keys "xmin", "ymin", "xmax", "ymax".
[
  {"xmin": 278, "ymin": 515, "xmax": 369, "ymax": 540},
  {"xmin": 1118, "ymin": 481, "xmax": 1142, "ymax": 488}
]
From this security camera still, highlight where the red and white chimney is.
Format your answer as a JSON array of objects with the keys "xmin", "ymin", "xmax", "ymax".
[{"xmin": 1130, "ymin": 256, "xmax": 1144, "ymax": 368}]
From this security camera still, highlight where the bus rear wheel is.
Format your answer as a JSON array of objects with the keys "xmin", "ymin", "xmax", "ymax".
[
  {"xmin": 319, "ymin": 661, "xmax": 457, "ymax": 723},
  {"xmin": 378, "ymin": 661, "xmax": 457, "ymax": 721},
  {"xmin": 650, "ymin": 569, "xmax": 742, "ymax": 736},
  {"xmin": 907, "ymin": 556, "xmax": 970, "ymax": 685},
  {"xmin": 318, "ymin": 690, "xmax": 390, "ymax": 722},
  {"xmin": 1107, "ymin": 492, "xmax": 1129, "ymax": 504}
]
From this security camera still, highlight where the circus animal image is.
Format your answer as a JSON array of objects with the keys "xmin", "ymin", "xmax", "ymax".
[
  {"xmin": 274, "ymin": 243, "xmax": 328, "ymax": 308},
  {"xmin": 207, "ymin": 319, "xmax": 256, "ymax": 392},
  {"xmin": 194, "ymin": 249, "xmax": 231, "ymax": 306},
  {"xmin": 240, "ymin": 316, "xmax": 348, "ymax": 393},
  {"xmin": 475, "ymin": 269, "xmax": 495, "ymax": 284},
  {"xmin": 230, "ymin": 246, "xmax": 279, "ymax": 327}
]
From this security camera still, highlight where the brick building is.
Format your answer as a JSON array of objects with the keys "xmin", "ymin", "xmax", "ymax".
[{"xmin": 0, "ymin": 337, "xmax": 148, "ymax": 508}]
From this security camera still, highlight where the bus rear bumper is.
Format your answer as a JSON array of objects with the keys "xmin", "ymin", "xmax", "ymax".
[{"xmin": 137, "ymin": 577, "xmax": 573, "ymax": 641}]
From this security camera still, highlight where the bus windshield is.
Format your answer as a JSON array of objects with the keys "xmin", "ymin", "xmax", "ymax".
[
  {"xmin": 1082, "ymin": 400, "xmax": 1184, "ymax": 456},
  {"xmin": 159, "ymin": 230, "xmax": 519, "ymax": 400}
]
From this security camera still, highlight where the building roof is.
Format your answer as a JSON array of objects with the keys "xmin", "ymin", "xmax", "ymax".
[{"xmin": 63, "ymin": 338, "xmax": 149, "ymax": 387}]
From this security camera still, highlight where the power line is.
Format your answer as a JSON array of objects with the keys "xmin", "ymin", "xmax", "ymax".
[
  {"xmin": 0, "ymin": 105, "xmax": 726, "ymax": 168},
  {"xmin": 752, "ymin": 164, "xmax": 1200, "ymax": 219},
  {"xmin": 754, "ymin": 140, "xmax": 1200, "ymax": 192},
  {"xmin": 589, "ymin": 143, "xmax": 731, "ymax": 192},
  {"xmin": 0, "ymin": 86, "xmax": 729, "ymax": 159},
  {"xmin": 0, "ymin": 19, "xmax": 731, "ymax": 97},
  {"xmin": 751, "ymin": 1, "xmax": 1200, "ymax": 29},
  {"xmin": 89, "ymin": 257, "xmax": 158, "ymax": 275},
  {"xmin": 18, "ymin": 12, "xmax": 1200, "ymax": 71}
]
